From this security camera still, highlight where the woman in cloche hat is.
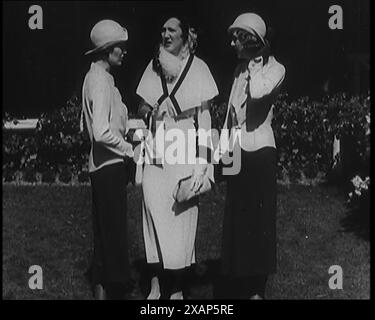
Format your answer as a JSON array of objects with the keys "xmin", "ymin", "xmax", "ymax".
[
  {"xmin": 81, "ymin": 19, "xmax": 134, "ymax": 300},
  {"xmin": 218, "ymin": 13, "xmax": 286, "ymax": 299}
]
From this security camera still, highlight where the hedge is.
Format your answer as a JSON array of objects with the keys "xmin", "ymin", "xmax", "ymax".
[
  {"xmin": 3, "ymin": 92, "xmax": 370, "ymax": 186},
  {"xmin": 3, "ymin": 95, "xmax": 90, "ymax": 184}
]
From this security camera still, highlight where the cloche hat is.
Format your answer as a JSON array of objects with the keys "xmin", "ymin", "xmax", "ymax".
[
  {"xmin": 228, "ymin": 13, "xmax": 266, "ymax": 45},
  {"xmin": 85, "ymin": 19, "xmax": 128, "ymax": 55}
]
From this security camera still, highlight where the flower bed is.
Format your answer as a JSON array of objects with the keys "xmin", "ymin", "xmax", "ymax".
[
  {"xmin": 3, "ymin": 95, "xmax": 89, "ymax": 185},
  {"xmin": 347, "ymin": 175, "xmax": 370, "ymax": 216}
]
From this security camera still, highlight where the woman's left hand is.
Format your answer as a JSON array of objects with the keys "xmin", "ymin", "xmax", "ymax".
[
  {"xmin": 190, "ymin": 164, "xmax": 208, "ymax": 193},
  {"xmin": 152, "ymin": 104, "xmax": 166, "ymax": 121}
]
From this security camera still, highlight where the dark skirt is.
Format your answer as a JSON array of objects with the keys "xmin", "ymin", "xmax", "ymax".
[
  {"xmin": 221, "ymin": 147, "xmax": 277, "ymax": 277},
  {"xmin": 89, "ymin": 162, "xmax": 130, "ymax": 287}
]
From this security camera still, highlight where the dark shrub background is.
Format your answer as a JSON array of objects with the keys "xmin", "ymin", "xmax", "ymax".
[{"xmin": 3, "ymin": 92, "xmax": 370, "ymax": 185}]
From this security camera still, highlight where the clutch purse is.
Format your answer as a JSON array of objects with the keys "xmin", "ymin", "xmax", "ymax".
[{"xmin": 173, "ymin": 174, "xmax": 212, "ymax": 203}]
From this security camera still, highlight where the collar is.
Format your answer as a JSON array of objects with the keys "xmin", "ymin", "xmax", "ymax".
[{"xmin": 91, "ymin": 62, "xmax": 114, "ymax": 84}]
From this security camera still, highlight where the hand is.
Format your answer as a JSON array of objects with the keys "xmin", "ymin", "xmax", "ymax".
[
  {"xmin": 124, "ymin": 141, "xmax": 134, "ymax": 158},
  {"xmin": 190, "ymin": 164, "xmax": 208, "ymax": 193},
  {"xmin": 152, "ymin": 104, "xmax": 166, "ymax": 121},
  {"xmin": 248, "ymin": 56, "xmax": 263, "ymax": 78},
  {"xmin": 190, "ymin": 173, "xmax": 205, "ymax": 194}
]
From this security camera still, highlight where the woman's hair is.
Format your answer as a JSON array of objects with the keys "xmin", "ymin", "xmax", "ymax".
[
  {"xmin": 90, "ymin": 48, "xmax": 110, "ymax": 62},
  {"xmin": 176, "ymin": 16, "xmax": 190, "ymax": 44},
  {"xmin": 90, "ymin": 44, "xmax": 117, "ymax": 62},
  {"xmin": 152, "ymin": 16, "xmax": 198, "ymax": 74}
]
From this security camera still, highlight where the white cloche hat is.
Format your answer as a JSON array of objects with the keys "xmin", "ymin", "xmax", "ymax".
[
  {"xmin": 85, "ymin": 19, "xmax": 128, "ymax": 55},
  {"xmin": 228, "ymin": 13, "xmax": 266, "ymax": 45}
]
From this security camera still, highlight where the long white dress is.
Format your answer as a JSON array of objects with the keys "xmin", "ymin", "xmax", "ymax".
[{"xmin": 136, "ymin": 54, "xmax": 218, "ymax": 269}]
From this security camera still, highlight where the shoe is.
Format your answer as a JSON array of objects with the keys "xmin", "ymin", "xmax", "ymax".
[
  {"xmin": 94, "ymin": 284, "xmax": 106, "ymax": 300},
  {"xmin": 147, "ymin": 276, "xmax": 161, "ymax": 300},
  {"xmin": 170, "ymin": 291, "xmax": 183, "ymax": 300},
  {"xmin": 249, "ymin": 294, "xmax": 263, "ymax": 300},
  {"xmin": 147, "ymin": 292, "xmax": 161, "ymax": 300}
]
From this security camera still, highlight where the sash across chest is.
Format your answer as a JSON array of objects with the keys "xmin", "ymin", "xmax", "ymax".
[{"xmin": 157, "ymin": 54, "xmax": 195, "ymax": 116}]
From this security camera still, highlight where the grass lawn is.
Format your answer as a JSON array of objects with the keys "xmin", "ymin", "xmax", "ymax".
[{"xmin": 2, "ymin": 182, "xmax": 370, "ymax": 300}]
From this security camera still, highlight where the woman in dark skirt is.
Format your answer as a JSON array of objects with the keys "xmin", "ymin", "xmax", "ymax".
[
  {"xmin": 218, "ymin": 13, "xmax": 285, "ymax": 299},
  {"xmin": 81, "ymin": 20, "xmax": 134, "ymax": 299}
]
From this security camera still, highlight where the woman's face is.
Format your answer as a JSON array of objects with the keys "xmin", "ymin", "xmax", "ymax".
[
  {"xmin": 231, "ymin": 29, "xmax": 260, "ymax": 60},
  {"xmin": 108, "ymin": 43, "xmax": 127, "ymax": 66},
  {"xmin": 161, "ymin": 17, "xmax": 185, "ymax": 56}
]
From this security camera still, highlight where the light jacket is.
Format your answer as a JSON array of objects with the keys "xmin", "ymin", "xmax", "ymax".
[
  {"xmin": 81, "ymin": 62, "xmax": 133, "ymax": 172},
  {"xmin": 222, "ymin": 55, "xmax": 286, "ymax": 152}
]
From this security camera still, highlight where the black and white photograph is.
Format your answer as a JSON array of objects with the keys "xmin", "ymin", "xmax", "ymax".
[{"xmin": 2, "ymin": 0, "xmax": 370, "ymax": 302}]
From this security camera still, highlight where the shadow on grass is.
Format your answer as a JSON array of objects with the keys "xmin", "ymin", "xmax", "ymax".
[
  {"xmin": 132, "ymin": 258, "xmax": 248, "ymax": 300},
  {"xmin": 322, "ymin": 178, "xmax": 370, "ymax": 241},
  {"xmin": 83, "ymin": 259, "xmax": 145, "ymax": 300},
  {"xmin": 340, "ymin": 205, "xmax": 369, "ymax": 241}
]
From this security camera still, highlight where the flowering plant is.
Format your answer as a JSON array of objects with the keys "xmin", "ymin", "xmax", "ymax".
[{"xmin": 348, "ymin": 175, "xmax": 370, "ymax": 210}]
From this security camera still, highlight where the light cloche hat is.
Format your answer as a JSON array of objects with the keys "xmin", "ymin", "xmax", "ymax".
[
  {"xmin": 85, "ymin": 19, "xmax": 128, "ymax": 55},
  {"xmin": 228, "ymin": 13, "xmax": 266, "ymax": 45}
]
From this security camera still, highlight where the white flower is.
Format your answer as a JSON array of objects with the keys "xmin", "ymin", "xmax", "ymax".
[
  {"xmin": 351, "ymin": 175, "xmax": 362, "ymax": 188},
  {"xmin": 348, "ymin": 192, "xmax": 353, "ymax": 198},
  {"xmin": 360, "ymin": 177, "xmax": 370, "ymax": 190},
  {"xmin": 355, "ymin": 189, "xmax": 361, "ymax": 196},
  {"xmin": 351, "ymin": 176, "xmax": 370, "ymax": 193}
]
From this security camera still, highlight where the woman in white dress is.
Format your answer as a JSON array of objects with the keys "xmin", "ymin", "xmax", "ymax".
[{"xmin": 136, "ymin": 16, "xmax": 218, "ymax": 299}]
